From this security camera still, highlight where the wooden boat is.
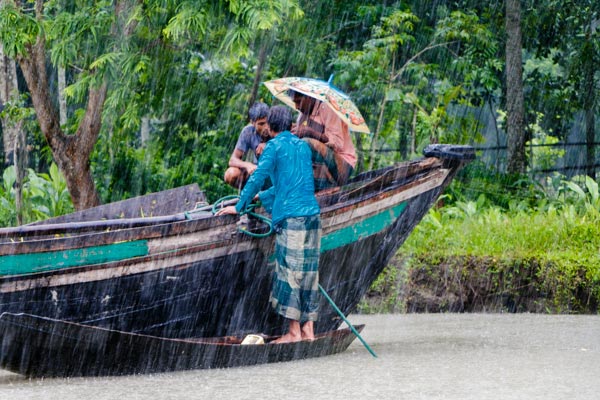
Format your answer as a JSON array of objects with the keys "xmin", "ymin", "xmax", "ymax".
[
  {"xmin": 0, "ymin": 312, "xmax": 363, "ymax": 377},
  {"xmin": 0, "ymin": 144, "xmax": 474, "ymax": 340}
]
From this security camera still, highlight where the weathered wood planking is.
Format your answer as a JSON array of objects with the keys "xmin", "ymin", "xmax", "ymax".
[{"xmin": 28, "ymin": 184, "xmax": 206, "ymax": 225}]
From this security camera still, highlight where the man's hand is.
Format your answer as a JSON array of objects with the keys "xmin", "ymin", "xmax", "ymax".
[
  {"xmin": 255, "ymin": 142, "xmax": 266, "ymax": 157},
  {"xmin": 244, "ymin": 162, "xmax": 257, "ymax": 175},
  {"xmin": 215, "ymin": 205, "xmax": 238, "ymax": 216},
  {"xmin": 294, "ymin": 126, "xmax": 329, "ymax": 143}
]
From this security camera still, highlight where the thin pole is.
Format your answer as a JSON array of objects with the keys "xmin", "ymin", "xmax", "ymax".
[{"xmin": 319, "ymin": 284, "xmax": 377, "ymax": 358}]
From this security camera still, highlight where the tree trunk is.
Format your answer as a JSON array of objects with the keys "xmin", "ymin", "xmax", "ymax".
[
  {"xmin": 369, "ymin": 55, "xmax": 396, "ymax": 171},
  {"xmin": 0, "ymin": 41, "xmax": 27, "ymax": 224},
  {"xmin": 15, "ymin": 0, "xmax": 103, "ymax": 210},
  {"xmin": 582, "ymin": 27, "xmax": 597, "ymax": 179},
  {"xmin": 140, "ymin": 116, "xmax": 150, "ymax": 147},
  {"xmin": 13, "ymin": 120, "xmax": 26, "ymax": 225},
  {"xmin": 248, "ymin": 36, "xmax": 269, "ymax": 109},
  {"xmin": 411, "ymin": 106, "xmax": 417, "ymax": 155},
  {"xmin": 58, "ymin": 66, "xmax": 67, "ymax": 126},
  {"xmin": 505, "ymin": 0, "xmax": 526, "ymax": 175},
  {"xmin": 0, "ymin": 38, "xmax": 20, "ymax": 166}
]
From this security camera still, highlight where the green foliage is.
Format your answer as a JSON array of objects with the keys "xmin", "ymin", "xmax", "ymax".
[
  {"xmin": 162, "ymin": 3, "xmax": 207, "ymax": 42},
  {"xmin": 360, "ymin": 170, "xmax": 600, "ymax": 313},
  {"xmin": 0, "ymin": 0, "xmax": 597, "ymax": 220},
  {"xmin": 385, "ymin": 173, "xmax": 600, "ymax": 313},
  {"xmin": 333, "ymin": 6, "xmax": 499, "ymax": 169},
  {"xmin": 525, "ymin": 112, "xmax": 565, "ymax": 172},
  {"xmin": 0, "ymin": 167, "xmax": 17, "ymax": 226},
  {"xmin": 0, "ymin": 164, "xmax": 74, "ymax": 227},
  {"xmin": 27, "ymin": 163, "xmax": 74, "ymax": 220},
  {"xmin": 0, "ymin": 3, "xmax": 40, "ymax": 57}
]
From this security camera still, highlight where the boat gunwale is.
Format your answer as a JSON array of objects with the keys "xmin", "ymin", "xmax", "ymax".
[
  {"xmin": 0, "ymin": 157, "xmax": 446, "ymax": 253},
  {"xmin": 0, "ymin": 311, "xmax": 363, "ymax": 346}
]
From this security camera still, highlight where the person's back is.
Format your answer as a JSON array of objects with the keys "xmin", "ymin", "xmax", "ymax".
[{"xmin": 252, "ymin": 130, "xmax": 318, "ymax": 225}]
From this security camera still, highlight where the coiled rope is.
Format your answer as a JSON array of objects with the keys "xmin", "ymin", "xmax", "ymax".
[{"xmin": 212, "ymin": 195, "xmax": 273, "ymax": 238}]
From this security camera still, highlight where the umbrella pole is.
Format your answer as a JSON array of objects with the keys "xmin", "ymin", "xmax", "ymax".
[{"xmin": 318, "ymin": 284, "xmax": 377, "ymax": 358}]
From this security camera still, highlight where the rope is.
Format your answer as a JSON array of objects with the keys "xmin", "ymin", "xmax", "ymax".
[{"xmin": 212, "ymin": 195, "xmax": 273, "ymax": 238}]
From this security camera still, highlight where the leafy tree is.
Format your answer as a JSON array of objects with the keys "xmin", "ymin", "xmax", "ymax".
[
  {"xmin": 521, "ymin": 0, "xmax": 600, "ymax": 178},
  {"xmin": 333, "ymin": 6, "xmax": 500, "ymax": 170},
  {"xmin": 0, "ymin": 0, "xmax": 303, "ymax": 211}
]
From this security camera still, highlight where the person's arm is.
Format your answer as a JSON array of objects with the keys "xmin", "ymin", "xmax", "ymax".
[
  {"xmin": 255, "ymin": 142, "xmax": 266, "ymax": 157},
  {"xmin": 320, "ymin": 107, "xmax": 346, "ymax": 151},
  {"xmin": 257, "ymin": 186, "xmax": 275, "ymax": 213},
  {"xmin": 228, "ymin": 148, "xmax": 257, "ymax": 175},
  {"xmin": 294, "ymin": 124, "xmax": 329, "ymax": 143},
  {"xmin": 234, "ymin": 142, "xmax": 275, "ymax": 213}
]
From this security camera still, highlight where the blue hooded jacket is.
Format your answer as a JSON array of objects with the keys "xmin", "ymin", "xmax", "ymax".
[{"xmin": 235, "ymin": 130, "xmax": 320, "ymax": 226}]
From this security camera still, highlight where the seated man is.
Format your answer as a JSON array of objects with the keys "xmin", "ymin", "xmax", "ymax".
[
  {"xmin": 224, "ymin": 102, "xmax": 270, "ymax": 189},
  {"xmin": 289, "ymin": 90, "xmax": 357, "ymax": 190}
]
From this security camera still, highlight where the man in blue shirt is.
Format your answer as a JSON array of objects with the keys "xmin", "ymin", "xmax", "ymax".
[
  {"xmin": 224, "ymin": 102, "xmax": 270, "ymax": 189},
  {"xmin": 216, "ymin": 105, "xmax": 321, "ymax": 343}
]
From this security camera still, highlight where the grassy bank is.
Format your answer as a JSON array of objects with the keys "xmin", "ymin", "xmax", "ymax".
[{"xmin": 359, "ymin": 194, "xmax": 600, "ymax": 314}]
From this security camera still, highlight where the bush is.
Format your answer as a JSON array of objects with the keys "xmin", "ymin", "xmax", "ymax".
[{"xmin": 359, "ymin": 174, "xmax": 600, "ymax": 314}]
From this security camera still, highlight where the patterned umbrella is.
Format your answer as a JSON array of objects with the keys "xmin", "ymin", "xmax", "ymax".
[{"xmin": 263, "ymin": 77, "xmax": 370, "ymax": 134}]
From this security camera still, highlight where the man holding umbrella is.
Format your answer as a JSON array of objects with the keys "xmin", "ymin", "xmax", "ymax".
[
  {"xmin": 264, "ymin": 77, "xmax": 369, "ymax": 191},
  {"xmin": 290, "ymin": 89, "xmax": 356, "ymax": 190}
]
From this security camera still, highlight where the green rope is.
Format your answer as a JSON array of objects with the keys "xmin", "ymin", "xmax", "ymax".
[
  {"xmin": 212, "ymin": 195, "xmax": 242, "ymax": 215},
  {"xmin": 318, "ymin": 285, "xmax": 377, "ymax": 358},
  {"xmin": 212, "ymin": 195, "xmax": 273, "ymax": 238}
]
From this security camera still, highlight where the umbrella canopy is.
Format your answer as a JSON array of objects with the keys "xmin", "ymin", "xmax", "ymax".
[{"xmin": 263, "ymin": 77, "xmax": 370, "ymax": 134}]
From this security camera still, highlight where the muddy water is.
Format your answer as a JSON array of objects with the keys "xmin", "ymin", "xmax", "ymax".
[{"xmin": 1, "ymin": 313, "xmax": 598, "ymax": 400}]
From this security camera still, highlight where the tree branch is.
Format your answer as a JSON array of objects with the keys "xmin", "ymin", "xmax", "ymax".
[{"xmin": 392, "ymin": 41, "xmax": 457, "ymax": 81}]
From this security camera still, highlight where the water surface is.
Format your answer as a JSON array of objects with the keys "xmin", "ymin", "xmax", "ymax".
[{"xmin": 1, "ymin": 314, "xmax": 598, "ymax": 400}]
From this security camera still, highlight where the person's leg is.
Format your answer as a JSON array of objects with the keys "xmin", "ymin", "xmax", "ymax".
[
  {"xmin": 223, "ymin": 167, "xmax": 247, "ymax": 189},
  {"xmin": 271, "ymin": 217, "xmax": 319, "ymax": 344},
  {"xmin": 301, "ymin": 138, "xmax": 353, "ymax": 189}
]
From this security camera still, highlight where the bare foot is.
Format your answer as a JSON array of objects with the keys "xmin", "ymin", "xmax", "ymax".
[
  {"xmin": 272, "ymin": 332, "xmax": 302, "ymax": 344},
  {"xmin": 301, "ymin": 321, "xmax": 315, "ymax": 341}
]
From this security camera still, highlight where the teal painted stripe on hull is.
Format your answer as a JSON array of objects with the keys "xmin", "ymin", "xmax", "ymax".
[
  {"xmin": 321, "ymin": 202, "xmax": 407, "ymax": 252},
  {"xmin": 0, "ymin": 241, "xmax": 149, "ymax": 276}
]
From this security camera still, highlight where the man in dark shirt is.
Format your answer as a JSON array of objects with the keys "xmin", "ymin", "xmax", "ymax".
[{"xmin": 224, "ymin": 102, "xmax": 270, "ymax": 189}]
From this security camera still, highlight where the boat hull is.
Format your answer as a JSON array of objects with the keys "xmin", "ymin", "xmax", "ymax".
[
  {"xmin": 0, "ymin": 145, "xmax": 474, "ymax": 338},
  {"xmin": 0, "ymin": 312, "xmax": 362, "ymax": 377}
]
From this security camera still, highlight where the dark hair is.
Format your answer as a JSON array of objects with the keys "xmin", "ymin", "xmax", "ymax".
[
  {"xmin": 248, "ymin": 102, "xmax": 269, "ymax": 122},
  {"xmin": 267, "ymin": 106, "xmax": 293, "ymax": 134}
]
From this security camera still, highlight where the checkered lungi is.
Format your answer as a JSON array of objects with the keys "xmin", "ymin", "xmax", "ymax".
[
  {"xmin": 270, "ymin": 215, "xmax": 321, "ymax": 323},
  {"xmin": 302, "ymin": 138, "xmax": 354, "ymax": 191}
]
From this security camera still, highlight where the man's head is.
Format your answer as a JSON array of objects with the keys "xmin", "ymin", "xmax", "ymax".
[
  {"xmin": 289, "ymin": 90, "xmax": 317, "ymax": 115},
  {"xmin": 267, "ymin": 106, "xmax": 293, "ymax": 135},
  {"xmin": 248, "ymin": 102, "xmax": 269, "ymax": 138}
]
